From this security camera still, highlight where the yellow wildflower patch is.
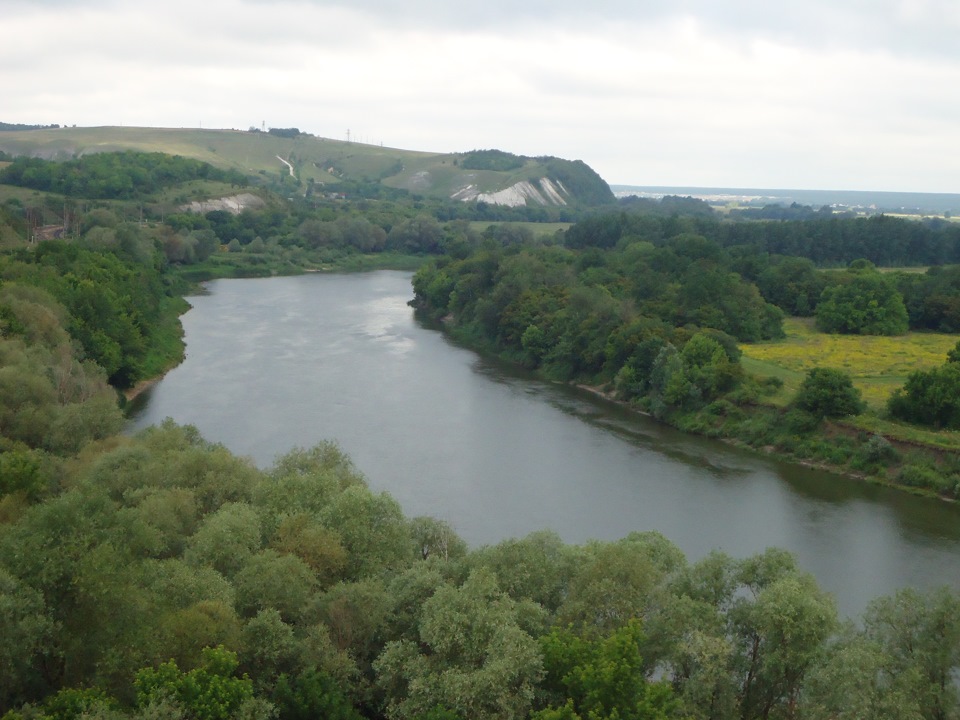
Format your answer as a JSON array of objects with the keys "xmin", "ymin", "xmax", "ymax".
[{"xmin": 741, "ymin": 318, "xmax": 959, "ymax": 410}]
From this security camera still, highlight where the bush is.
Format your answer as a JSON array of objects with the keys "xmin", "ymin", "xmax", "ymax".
[
  {"xmin": 896, "ymin": 464, "xmax": 950, "ymax": 493},
  {"xmin": 857, "ymin": 434, "xmax": 899, "ymax": 464},
  {"xmin": 888, "ymin": 362, "xmax": 960, "ymax": 429},
  {"xmin": 793, "ymin": 367, "xmax": 865, "ymax": 419},
  {"xmin": 781, "ymin": 408, "xmax": 822, "ymax": 435},
  {"xmin": 815, "ymin": 271, "xmax": 909, "ymax": 335}
]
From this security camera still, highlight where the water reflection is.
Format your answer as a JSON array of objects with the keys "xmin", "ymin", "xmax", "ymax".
[{"xmin": 128, "ymin": 271, "xmax": 960, "ymax": 616}]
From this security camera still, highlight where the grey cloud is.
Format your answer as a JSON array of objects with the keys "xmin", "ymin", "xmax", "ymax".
[{"xmin": 244, "ymin": 0, "xmax": 960, "ymax": 61}]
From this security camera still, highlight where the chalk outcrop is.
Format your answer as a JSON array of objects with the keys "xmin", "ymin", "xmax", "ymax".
[
  {"xmin": 180, "ymin": 193, "xmax": 265, "ymax": 214},
  {"xmin": 451, "ymin": 178, "xmax": 569, "ymax": 207}
]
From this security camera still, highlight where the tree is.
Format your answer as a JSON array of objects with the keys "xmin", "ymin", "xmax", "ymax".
[
  {"xmin": 319, "ymin": 486, "xmax": 414, "ymax": 579},
  {"xmin": 793, "ymin": 367, "xmax": 865, "ymax": 419},
  {"xmin": 135, "ymin": 646, "xmax": 271, "ymax": 720},
  {"xmin": 815, "ymin": 271, "xmax": 909, "ymax": 335},
  {"xmin": 374, "ymin": 569, "xmax": 543, "ymax": 720},
  {"xmin": 385, "ymin": 216, "xmax": 442, "ymax": 254},
  {"xmin": 557, "ymin": 533, "xmax": 685, "ymax": 635},
  {"xmin": 0, "ymin": 567, "xmax": 56, "ymax": 712},
  {"xmin": 757, "ymin": 256, "xmax": 826, "ymax": 316},
  {"xmin": 185, "ymin": 502, "xmax": 263, "ymax": 578},
  {"xmin": 232, "ymin": 550, "xmax": 318, "ymax": 623},
  {"xmin": 862, "ymin": 587, "xmax": 960, "ymax": 720},
  {"xmin": 536, "ymin": 621, "xmax": 676, "ymax": 720},
  {"xmin": 803, "ymin": 629, "xmax": 924, "ymax": 720},
  {"xmin": 271, "ymin": 669, "xmax": 363, "ymax": 720},
  {"xmin": 888, "ymin": 361, "xmax": 960, "ymax": 429}
]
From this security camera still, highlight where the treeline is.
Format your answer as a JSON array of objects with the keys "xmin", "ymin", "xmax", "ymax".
[
  {"xmin": 411, "ymin": 230, "xmax": 960, "ymax": 491},
  {"xmin": 412, "ymin": 238, "xmax": 788, "ymax": 424},
  {"xmin": 0, "ymin": 122, "xmax": 61, "ymax": 131},
  {"xmin": 570, "ymin": 209, "xmax": 960, "ymax": 266},
  {"xmin": 414, "ymin": 237, "xmax": 782, "ymax": 371},
  {"xmin": 2, "ymin": 418, "xmax": 959, "ymax": 720},
  {"xmin": 0, "ymin": 152, "xmax": 248, "ymax": 200},
  {"xmin": 460, "ymin": 149, "xmax": 526, "ymax": 171},
  {"xmin": 0, "ymin": 282, "xmax": 124, "ymax": 490},
  {"xmin": 0, "ymin": 233, "xmax": 181, "ymax": 388}
]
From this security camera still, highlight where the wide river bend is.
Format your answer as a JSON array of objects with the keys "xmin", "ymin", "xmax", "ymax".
[{"xmin": 128, "ymin": 271, "xmax": 960, "ymax": 616}]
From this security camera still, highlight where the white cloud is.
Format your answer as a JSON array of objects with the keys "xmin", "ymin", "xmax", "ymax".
[{"xmin": 1, "ymin": 0, "xmax": 958, "ymax": 191}]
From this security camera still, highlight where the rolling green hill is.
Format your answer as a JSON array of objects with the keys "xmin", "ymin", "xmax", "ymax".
[{"xmin": 0, "ymin": 126, "xmax": 614, "ymax": 208}]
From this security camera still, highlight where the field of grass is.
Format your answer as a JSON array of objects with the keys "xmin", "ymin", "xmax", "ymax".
[{"xmin": 740, "ymin": 317, "xmax": 958, "ymax": 410}]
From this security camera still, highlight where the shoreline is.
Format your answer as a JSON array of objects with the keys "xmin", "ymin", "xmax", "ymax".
[
  {"xmin": 573, "ymin": 380, "xmax": 948, "ymax": 501},
  {"xmin": 123, "ymin": 373, "xmax": 167, "ymax": 402}
]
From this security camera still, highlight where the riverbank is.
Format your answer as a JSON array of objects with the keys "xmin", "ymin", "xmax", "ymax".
[
  {"xmin": 574, "ymin": 376, "xmax": 955, "ymax": 501},
  {"xmin": 126, "ymin": 269, "xmax": 960, "ymax": 619},
  {"xmin": 433, "ymin": 313, "xmax": 958, "ymax": 502}
]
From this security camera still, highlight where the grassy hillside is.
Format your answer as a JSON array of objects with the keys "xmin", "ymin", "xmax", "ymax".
[{"xmin": 0, "ymin": 126, "xmax": 613, "ymax": 206}]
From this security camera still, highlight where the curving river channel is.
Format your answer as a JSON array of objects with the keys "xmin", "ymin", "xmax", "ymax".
[{"xmin": 127, "ymin": 270, "xmax": 960, "ymax": 616}]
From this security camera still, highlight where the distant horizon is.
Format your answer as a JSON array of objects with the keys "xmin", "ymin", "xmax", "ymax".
[
  {"xmin": 610, "ymin": 183, "xmax": 960, "ymax": 198},
  {"xmin": 608, "ymin": 184, "xmax": 960, "ymax": 214}
]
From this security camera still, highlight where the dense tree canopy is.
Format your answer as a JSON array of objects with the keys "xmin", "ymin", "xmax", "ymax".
[
  {"xmin": 0, "ymin": 152, "xmax": 247, "ymax": 199},
  {"xmin": 815, "ymin": 267, "xmax": 909, "ymax": 336}
]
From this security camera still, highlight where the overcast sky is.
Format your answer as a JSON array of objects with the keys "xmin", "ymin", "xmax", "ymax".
[{"xmin": 4, "ymin": 0, "xmax": 959, "ymax": 192}]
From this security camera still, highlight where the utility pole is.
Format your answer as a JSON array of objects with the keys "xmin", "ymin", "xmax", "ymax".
[{"xmin": 346, "ymin": 128, "xmax": 351, "ymax": 144}]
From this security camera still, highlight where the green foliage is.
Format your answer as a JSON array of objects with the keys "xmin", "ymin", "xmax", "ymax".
[
  {"xmin": 412, "ymin": 236, "xmax": 778, "ymax": 415},
  {"xmin": 0, "ymin": 420, "xmax": 956, "ymax": 720},
  {"xmin": 0, "ymin": 568, "xmax": 56, "ymax": 712},
  {"xmin": 385, "ymin": 215, "xmax": 442, "ymax": 253},
  {"xmin": 0, "ymin": 153, "xmax": 246, "ymax": 199},
  {"xmin": 271, "ymin": 669, "xmax": 362, "ymax": 720},
  {"xmin": 898, "ymin": 265, "xmax": 960, "ymax": 332},
  {"xmin": 135, "ymin": 647, "xmax": 260, "ymax": 720},
  {"xmin": 1, "ymin": 239, "xmax": 173, "ymax": 387},
  {"xmin": 757, "ymin": 256, "xmax": 826, "ymax": 315},
  {"xmin": 374, "ymin": 569, "xmax": 543, "ymax": 720},
  {"xmin": 889, "ymin": 361, "xmax": 960, "ymax": 429},
  {"xmin": 861, "ymin": 588, "xmax": 960, "ymax": 720},
  {"xmin": 0, "ymin": 282, "xmax": 123, "ymax": 458},
  {"xmin": 460, "ymin": 149, "xmax": 525, "ymax": 172},
  {"xmin": 539, "ymin": 158, "xmax": 615, "ymax": 206},
  {"xmin": 793, "ymin": 367, "xmax": 865, "ymax": 419},
  {"xmin": 816, "ymin": 270, "xmax": 909, "ymax": 336},
  {"xmin": 537, "ymin": 621, "xmax": 675, "ymax": 720}
]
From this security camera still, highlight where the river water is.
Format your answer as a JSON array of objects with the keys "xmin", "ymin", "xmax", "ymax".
[{"xmin": 127, "ymin": 271, "xmax": 960, "ymax": 616}]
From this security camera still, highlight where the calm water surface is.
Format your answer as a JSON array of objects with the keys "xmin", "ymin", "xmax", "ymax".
[{"xmin": 128, "ymin": 271, "xmax": 960, "ymax": 616}]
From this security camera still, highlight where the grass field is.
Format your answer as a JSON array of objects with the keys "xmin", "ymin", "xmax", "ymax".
[{"xmin": 740, "ymin": 317, "xmax": 958, "ymax": 410}]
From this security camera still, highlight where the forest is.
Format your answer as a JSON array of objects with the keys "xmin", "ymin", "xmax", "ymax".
[
  {"xmin": 411, "ymin": 227, "xmax": 960, "ymax": 495},
  {"xmin": 5, "ymin": 150, "xmax": 960, "ymax": 718},
  {"xmin": 0, "ymin": 154, "xmax": 248, "ymax": 201}
]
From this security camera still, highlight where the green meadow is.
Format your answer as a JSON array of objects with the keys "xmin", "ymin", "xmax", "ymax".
[
  {"xmin": 741, "ymin": 317, "xmax": 958, "ymax": 411},
  {"xmin": 740, "ymin": 317, "xmax": 960, "ymax": 449}
]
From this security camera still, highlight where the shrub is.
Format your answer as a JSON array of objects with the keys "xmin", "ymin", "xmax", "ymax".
[
  {"xmin": 896, "ymin": 464, "xmax": 949, "ymax": 492},
  {"xmin": 815, "ymin": 271, "xmax": 909, "ymax": 335},
  {"xmin": 781, "ymin": 408, "xmax": 821, "ymax": 435},
  {"xmin": 793, "ymin": 367, "xmax": 865, "ymax": 418},
  {"xmin": 858, "ymin": 434, "xmax": 899, "ymax": 464}
]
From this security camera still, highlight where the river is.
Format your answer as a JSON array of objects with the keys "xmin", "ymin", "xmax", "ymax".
[{"xmin": 127, "ymin": 270, "xmax": 960, "ymax": 616}]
